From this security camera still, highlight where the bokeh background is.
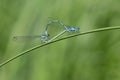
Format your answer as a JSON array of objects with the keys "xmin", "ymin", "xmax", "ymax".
[{"xmin": 0, "ymin": 0, "xmax": 120, "ymax": 80}]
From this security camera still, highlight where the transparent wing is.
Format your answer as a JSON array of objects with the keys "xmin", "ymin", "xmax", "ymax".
[{"xmin": 13, "ymin": 35, "xmax": 41, "ymax": 41}]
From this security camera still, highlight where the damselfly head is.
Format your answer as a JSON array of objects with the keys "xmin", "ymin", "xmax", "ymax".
[{"xmin": 40, "ymin": 31, "xmax": 49, "ymax": 42}]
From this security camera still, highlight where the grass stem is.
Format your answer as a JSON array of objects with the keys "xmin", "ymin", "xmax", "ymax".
[{"xmin": 0, "ymin": 26, "xmax": 120, "ymax": 68}]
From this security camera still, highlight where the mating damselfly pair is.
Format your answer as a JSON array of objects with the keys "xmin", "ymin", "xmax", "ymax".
[{"xmin": 13, "ymin": 20, "xmax": 80, "ymax": 43}]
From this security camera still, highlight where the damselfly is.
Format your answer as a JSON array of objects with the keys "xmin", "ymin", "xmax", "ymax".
[{"xmin": 13, "ymin": 20, "xmax": 80, "ymax": 43}]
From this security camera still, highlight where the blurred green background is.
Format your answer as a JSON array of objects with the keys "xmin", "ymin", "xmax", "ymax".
[{"xmin": 0, "ymin": 0, "xmax": 120, "ymax": 80}]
